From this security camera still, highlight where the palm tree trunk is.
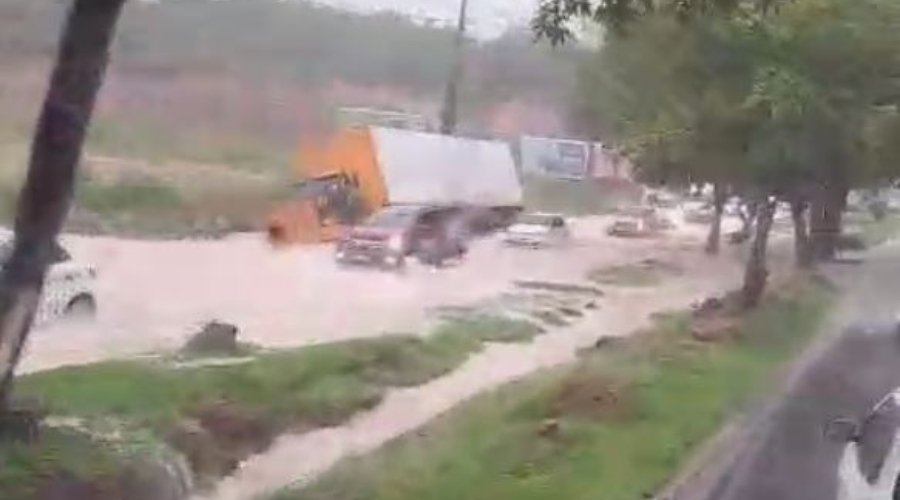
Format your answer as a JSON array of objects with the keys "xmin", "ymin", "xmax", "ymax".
[
  {"xmin": 811, "ymin": 182, "xmax": 849, "ymax": 261},
  {"xmin": 790, "ymin": 197, "xmax": 813, "ymax": 269},
  {"xmin": 0, "ymin": 0, "xmax": 125, "ymax": 419},
  {"xmin": 705, "ymin": 183, "xmax": 727, "ymax": 255},
  {"xmin": 741, "ymin": 199, "xmax": 776, "ymax": 309}
]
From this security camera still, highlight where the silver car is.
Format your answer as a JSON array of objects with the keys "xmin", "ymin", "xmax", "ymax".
[{"xmin": 502, "ymin": 213, "xmax": 571, "ymax": 248}]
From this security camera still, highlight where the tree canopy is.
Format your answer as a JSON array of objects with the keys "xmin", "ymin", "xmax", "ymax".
[
  {"xmin": 564, "ymin": 0, "xmax": 900, "ymax": 302},
  {"xmin": 533, "ymin": 0, "xmax": 787, "ymax": 43}
]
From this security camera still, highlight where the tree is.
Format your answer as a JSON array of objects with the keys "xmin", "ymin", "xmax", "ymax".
[
  {"xmin": 533, "ymin": 0, "xmax": 786, "ymax": 44},
  {"xmin": 0, "ymin": 0, "xmax": 125, "ymax": 425},
  {"xmin": 552, "ymin": 0, "xmax": 900, "ymax": 306}
]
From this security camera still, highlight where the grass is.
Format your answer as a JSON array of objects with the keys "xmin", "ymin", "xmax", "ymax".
[
  {"xmin": 13, "ymin": 314, "xmax": 541, "ymax": 488},
  {"xmin": 19, "ymin": 315, "xmax": 540, "ymax": 431},
  {"xmin": 0, "ymin": 133, "xmax": 290, "ymax": 237},
  {"xmin": 273, "ymin": 277, "xmax": 833, "ymax": 500},
  {"xmin": 77, "ymin": 176, "xmax": 186, "ymax": 217},
  {"xmin": 0, "ymin": 428, "xmax": 123, "ymax": 500},
  {"xmin": 87, "ymin": 117, "xmax": 292, "ymax": 174}
]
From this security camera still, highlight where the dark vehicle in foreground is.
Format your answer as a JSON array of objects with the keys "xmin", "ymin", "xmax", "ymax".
[
  {"xmin": 826, "ymin": 389, "xmax": 900, "ymax": 499},
  {"xmin": 334, "ymin": 205, "xmax": 466, "ymax": 270}
]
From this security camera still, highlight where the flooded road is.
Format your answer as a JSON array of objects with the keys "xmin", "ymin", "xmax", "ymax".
[{"xmin": 20, "ymin": 215, "xmax": 732, "ymax": 373}]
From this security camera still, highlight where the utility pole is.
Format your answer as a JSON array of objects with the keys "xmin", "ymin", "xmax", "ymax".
[{"xmin": 439, "ymin": 0, "xmax": 469, "ymax": 135}]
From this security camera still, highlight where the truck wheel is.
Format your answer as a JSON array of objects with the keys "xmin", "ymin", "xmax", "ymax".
[{"xmin": 65, "ymin": 294, "xmax": 96, "ymax": 320}]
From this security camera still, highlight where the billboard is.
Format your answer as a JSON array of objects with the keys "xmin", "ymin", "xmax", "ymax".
[{"xmin": 519, "ymin": 136, "xmax": 591, "ymax": 180}]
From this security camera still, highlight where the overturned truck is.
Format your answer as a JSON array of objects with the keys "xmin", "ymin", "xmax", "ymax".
[{"xmin": 267, "ymin": 127, "xmax": 523, "ymax": 245}]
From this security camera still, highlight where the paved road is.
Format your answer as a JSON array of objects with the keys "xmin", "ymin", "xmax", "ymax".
[{"xmin": 699, "ymin": 242, "xmax": 900, "ymax": 500}]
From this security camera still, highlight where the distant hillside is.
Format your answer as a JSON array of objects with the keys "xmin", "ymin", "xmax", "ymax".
[
  {"xmin": 0, "ymin": 0, "xmax": 581, "ymax": 170},
  {"xmin": 1, "ymin": 0, "xmax": 571, "ymax": 95}
]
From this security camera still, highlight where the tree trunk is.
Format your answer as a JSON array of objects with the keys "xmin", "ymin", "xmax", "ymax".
[
  {"xmin": 790, "ymin": 197, "xmax": 813, "ymax": 269},
  {"xmin": 705, "ymin": 183, "xmax": 727, "ymax": 255},
  {"xmin": 0, "ymin": 0, "xmax": 125, "ymax": 418},
  {"xmin": 741, "ymin": 199, "xmax": 776, "ymax": 309},
  {"xmin": 811, "ymin": 182, "xmax": 849, "ymax": 261}
]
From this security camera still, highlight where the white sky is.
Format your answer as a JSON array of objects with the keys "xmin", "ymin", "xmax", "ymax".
[{"xmin": 306, "ymin": 0, "xmax": 539, "ymax": 39}]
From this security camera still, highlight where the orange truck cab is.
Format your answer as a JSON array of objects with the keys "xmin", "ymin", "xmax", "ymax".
[{"xmin": 267, "ymin": 128, "xmax": 388, "ymax": 245}]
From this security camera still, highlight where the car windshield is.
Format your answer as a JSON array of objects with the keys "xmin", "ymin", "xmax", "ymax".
[
  {"xmin": 365, "ymin": 209, "xmax": 417, "ymax": 229},
  {"xmin": 515, "ymin": 215, "xmax": 555, "ymax": 226}
]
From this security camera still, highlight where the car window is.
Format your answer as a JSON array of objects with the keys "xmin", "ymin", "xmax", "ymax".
[
  {"xmin": 856, "ymin": 394, "xmax": 900, "ymax": 484},
  {"xmin": 366, "ymin": 209, "xmax": 417, "ymax": 228},
  {"xmin": 0, "ymin": 241, "xmax": 11, "ymax": 267},
  {"xmin": 517, "ymin": 215, "xmax": 554, "ymax": 226}
]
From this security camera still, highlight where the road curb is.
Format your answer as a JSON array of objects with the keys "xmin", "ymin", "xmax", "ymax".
[{"xmin": 654, "ymin": 278, "xmax": 849, "ymax": 500}]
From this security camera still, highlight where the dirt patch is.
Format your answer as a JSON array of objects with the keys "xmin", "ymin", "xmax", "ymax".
[
  {"xmin": 691, "ymin": 316, "xmax": 743, "ymax": 343},
  {"xmin": 168, "ymin": 402, "xmax": 282, "ymax": 487},
  {"xmin": 35, "ymin": 471, "xmax": 123, "ymax": 500},
  {"xmin": 194, "ymin": 403, "xmax": 280, "ymax": 457},
  {"xmin": 545, "ymin": 371, "xmax": 637, "ymax": 422}
]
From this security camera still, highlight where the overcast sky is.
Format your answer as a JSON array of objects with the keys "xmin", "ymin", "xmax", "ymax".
[{"xmin": 307, "ymin": 0, "xmax": 539, "ymax": 39}]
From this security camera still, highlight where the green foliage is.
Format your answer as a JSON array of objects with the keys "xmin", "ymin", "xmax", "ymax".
[
  {"xmin": 533, "ymin": 0, "xmax": 786, "ymax": 44},
  {"xmin": 0, "ymin": 428, "xmax": 122, "ymax": 499},
  {"xmin": 273, "ymin": 278, "xmax": 832, "ymax": 500},
  {"xmin": 574, "ymin": 0, "xmax": 900, "ymax": 194},
  {"xmin": 76, "ymin": 177, "xmax": 184, "ymax": 217}
]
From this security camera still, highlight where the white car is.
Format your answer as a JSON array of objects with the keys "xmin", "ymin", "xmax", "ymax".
[
  {"xmin": 502, "ymin": 213, "xmax": 571, "ymax": 248},
  {"xmin": 0, "ymin": 234, "xmax": 97, "ymax": 325},
  {"xmin": 827, "ymin": 389, "xmax": 900, "ymax": 500}
]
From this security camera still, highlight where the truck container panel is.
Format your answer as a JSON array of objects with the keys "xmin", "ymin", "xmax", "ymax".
[{"xmin": 372, "ymin": 128, "xmax": 522, "ymax": 207}]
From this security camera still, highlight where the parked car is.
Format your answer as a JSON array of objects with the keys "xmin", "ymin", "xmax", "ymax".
[
  {"xmin": 826, "ymin": 389, "xmax": 900, "ymax": 500},
  {"xmin": 502, "ymin": 213, "xmax": 570, "ymax": 248},
  {"xmin": 607, "ymin": 218, "xmax": 646, "ymax": 238},
  {"xmin": 334, "ymin": 205, "xmax": 466, "ymax": 270},
  {"xmin": 0, "ymin": 233, "xmax": 97, "ymax": 324}
]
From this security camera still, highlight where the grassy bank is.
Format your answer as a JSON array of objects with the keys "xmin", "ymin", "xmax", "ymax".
[
  {"xmin": 0, "ymin": 138, "xmax": 290, "ymax": 236},
  {"xmin": 273, "ymin": 277, "xmax": 833, "ymax": 500},
  {"xmin": 11, "ymin": 315, "xmax": 541, "ymax": 492},
  {"xmin": 0, "ymin": 428, "xmax": 126, "ymax": 500}
]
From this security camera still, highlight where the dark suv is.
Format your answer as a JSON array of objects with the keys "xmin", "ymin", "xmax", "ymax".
[{"xmin": 334, "ymin": 205, "xmax": 466, "ymax": 270}]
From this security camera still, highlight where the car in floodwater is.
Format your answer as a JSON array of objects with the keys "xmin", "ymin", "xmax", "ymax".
[
  {"xmin": 0, "ymin": 231, "xmax": 98, "ymax": 324},
  {"xmin": 826, "ymin": 388, "xmax": 900, "ymax": 500},
  {"xmin": 334, "ymin": 205, "xmax": 466, "ymax": 270},
  {"xmin": 501, "ymin": 213, "xmax": 571, "ymax": 248}
]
